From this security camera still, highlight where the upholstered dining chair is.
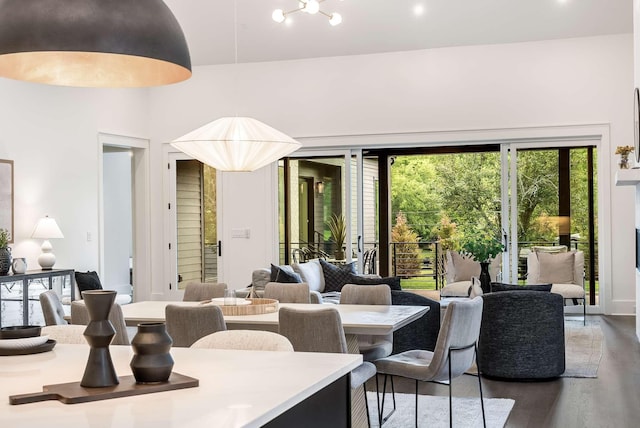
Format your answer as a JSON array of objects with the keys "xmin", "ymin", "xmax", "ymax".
[
  {"xmin": 165, "ymin": 304, "xmax": 227, "ymax": 347},
  {"xmin": 263, "ymin": 282, "xmax": 311, "ymax": 303},
  {"xmin": 278, "ymin": 306, "xmax": 378, "ymax": 427},
  {"xmin": 191, "ymin": 330, "xmax": 294, "ymax": 351},
  {"xmin": 374, "ymin": 296, "xmax": 485, "ymax": 428},
  {"xmin": 526, "ymin": 250, "xmax": 586, "ymax": 324},
  {"xmin": 39, "ymin": 290, "xmax": 68, "ymax": 325},
  {"xmin": 340, "ymin": 284, "xmax": 393, "ymax": 361},
  {"xmin": 71, "ymin": 300, "xmax": 130, "ymax": 345},
  {"xmin": 41, "ymin": 324, "xmax": 87, "ymax": 344},
  {"xmin": 182, "ymin": 282, "xmax": 227, "ymax": 302}
]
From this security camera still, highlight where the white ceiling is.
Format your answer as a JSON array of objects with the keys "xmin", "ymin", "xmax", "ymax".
[{"xmin": 164, "ymin": 0, "xmax": 633, "ymax": 67}]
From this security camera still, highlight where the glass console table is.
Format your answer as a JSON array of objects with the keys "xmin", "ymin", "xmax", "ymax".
[{"xmin": 0, "ymin": 269, "xmax": 75, "ymax": 327}]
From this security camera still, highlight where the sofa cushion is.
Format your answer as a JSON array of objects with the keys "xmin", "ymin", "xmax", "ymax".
[
  {"xmin": 491, "ymin": 282, "xmax": 552, "ymax": 293},
  {"xmin": 346, "ymin": 274, "xmax": 402, "ymax": 291},
  {"xmin": 537, "ymin": 251, "xmax": 575, "ymax": 284},
  {"xmin": 270, "ymin": 264, "xmax": 302, "ymax": 283},
  {"xmin": 320, "ymin": 260, "xmax": 356, "ymax": 292},
  {"xmin": 75, "ymin": 271, "xmax": 103, "ymax": 295},
  {"xmin": 292, "ymin": 259, "xmax": 325, "ymax": 292}
]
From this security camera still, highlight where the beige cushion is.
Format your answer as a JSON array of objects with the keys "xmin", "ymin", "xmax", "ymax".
[
  {"xmin": 292, "ymin": 259, "xmax": 325, "ymax": 292},
  {"xmin": 551, "ymin": 283, "xmax": 585, "ymax": 299},
  {"xmin": 532, "ymin": 245, "xmax": 568, "ymax": 253},
  {"xmin": 448, "ymin": 251, "xmax": 480, "ymax": 282},
  {"xmin": 440, "ymin": 280, "xmax": 472, "ymax": 297},
  {"xmin": 537, "ymin": 251, "xmax": 575, "ymax": 284}
]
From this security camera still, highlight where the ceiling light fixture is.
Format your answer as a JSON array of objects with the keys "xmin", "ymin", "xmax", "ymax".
[
  {"xmin": 273, "ymin": 0, "xmax": 343, "ymax": 26},
  {"xmin": 171, "ymin": 1, "xmax": 301, "ymax": 172},
  {"xmin": 0, "ymin": 0, "xmax": 191, "ymax": 87}
]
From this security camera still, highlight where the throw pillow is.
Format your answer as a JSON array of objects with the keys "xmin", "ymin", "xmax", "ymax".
[
  {"xmin": 346, "ymin": 274, "xmax": 402, "ymax": 291},
  {"xmin": 320, "ymin": 259, "xmax": 356, "ymax": 292},
  {"xmin": 292, "ymin": 259, "xmax": 325, "ymax": 292},
  {"xmin": 75, "ymin": 271, "xmax": 103, "ymax": 295},
  {"xmin": 450, "ymin": 251, "xmax": 481, "ymax": 282},
  {"xmin": 537, "ymin": 251, "xmax": 575, "ymax": 284},
  {"xmin": 491, "ymin": 282, "xmax": 552, "ymax": 293},
  {"xmin": 270, "ymin": 264, "xmax": 302, "ymax": 283}
]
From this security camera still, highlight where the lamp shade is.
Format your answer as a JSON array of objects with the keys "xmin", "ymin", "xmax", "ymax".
[
  {"xmin": 171, "ymin": 117, "xmax": 302, "ymax": 172},
  {"xmin": 31, "ymin": 216, "xmax": 64, "ymax": 240},
  {"xmin": 0, "ymin": 0, "xmax": 191, "ymax": 87}
]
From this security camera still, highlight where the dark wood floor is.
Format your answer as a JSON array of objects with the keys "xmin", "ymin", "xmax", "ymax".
[{"xmin": 368, "ymin": 315, "xmax": 640, "ymax": 427}]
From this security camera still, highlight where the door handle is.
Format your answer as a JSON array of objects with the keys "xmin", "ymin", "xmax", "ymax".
[
  {"xmin": 358, "ymin": 236, "xmax": 362, "ymax": 253},
  {"xmin": 218, "ymin": 241, "xmax": 222, "ymax": 257}
]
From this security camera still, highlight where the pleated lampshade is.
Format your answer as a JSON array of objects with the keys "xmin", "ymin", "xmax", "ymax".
[{"xmin": 171, "ymin": 117, "xmax": 302, "ymax": 172}]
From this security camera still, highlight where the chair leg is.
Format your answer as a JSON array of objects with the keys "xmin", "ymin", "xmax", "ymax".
[
  {"xmin": 415, "ymin": 379, "xmax": 419, "ymax": 428},
  {"xmin": 378, "ymin": 374, "xmax": 396, "ymax": 426},
  {"xmin": 448, "ymin": 349, "xmax": 453, "ymax": 428},
  {"xmin": 475, "ymin": 343, "xmax": 487, "ymax": 428},
  {"xmin": 363, "ymin": 384, "xmax": 371, "ymax": 428}
]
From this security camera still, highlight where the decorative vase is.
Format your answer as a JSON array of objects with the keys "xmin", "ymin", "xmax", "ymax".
[
  {"xmin": 334, "ymin": 249, "xmax": 345, "ymax": 261},
  {"xmin": 80, "ymin": 290, "xmax": 119, "ymax": 388},
  {"xmin": 619, "ymin": 153, "xmax": 630, "ymax": 169},
  {"xmin": 130, "ymin": 322, "xmax": 174, "ymax": 384},
  {"xmin": 11, "ymin": 257, "xmax": 26, "ymax": 274},
  {"xmin": 479, "ymin": 261, "xmax": 491, "ymax": 294},
  {"xmin": 0, "ymin": 247, "xmax": 11, "ymax": 275}
]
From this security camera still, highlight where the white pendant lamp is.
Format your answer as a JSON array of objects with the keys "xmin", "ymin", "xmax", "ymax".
[
  {"xmin": 31, "ymin": 216, "xmax": 64, "ymax": 270},
  {"xmin": 171, "ymin": 1, "xmax": 301, "ymax": 171},
  {"xmin": 171, "ymin": 117, "xmax": 301, "ymax": 172},
  {"xmin": 0, "ymin": 0, "xmax": 191, "ymax": 87}
]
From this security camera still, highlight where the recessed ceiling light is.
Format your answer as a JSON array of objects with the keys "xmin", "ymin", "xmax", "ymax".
[
  {"xmin": 557, "ymin": 0, "xmax": 569, "ymax": 4},
  {"xmin": 414, "ymin": 4, "xmax": 426, "ymax": 16}
]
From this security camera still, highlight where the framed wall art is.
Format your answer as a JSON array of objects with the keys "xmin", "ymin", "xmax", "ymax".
[{"xmin": 0, "ymin": 160, "xmax": 13, "ymax": 243}]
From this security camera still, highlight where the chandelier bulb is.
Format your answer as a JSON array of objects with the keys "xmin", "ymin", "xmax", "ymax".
[
  {"xmin": 272, "ymin": 9, "xmax": 286, "ymax": 23},
  {"xmin": 305, "ymin": 0, "xmax": 320, "ymax": 15},
  {"xmin": 329, "ymin": 12, "xmax": 342, "ymax": 26}
]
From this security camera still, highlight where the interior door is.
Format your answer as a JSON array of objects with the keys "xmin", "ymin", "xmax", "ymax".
[{"xmin": 167, "ymin": 152, "xmax": 221, "ymax": 299}]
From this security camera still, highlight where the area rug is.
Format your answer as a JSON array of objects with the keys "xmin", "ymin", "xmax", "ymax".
[
  {"xmin": 366, "ymin": 392, "xmax": 514, "ymax": 428},
  {"xmin": 562, "ymin": 321, "xmax": 603, "ymax": 378}
]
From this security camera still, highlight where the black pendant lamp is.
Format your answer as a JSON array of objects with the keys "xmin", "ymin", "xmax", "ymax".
[{"xmin": 0, "ymin": 0, "xmax": 191, "ymax": 87}]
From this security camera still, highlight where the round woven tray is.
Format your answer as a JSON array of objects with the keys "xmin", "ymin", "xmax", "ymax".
[{"xmin": 214, "ymin": 298, "xmax": 279, "ymax": 316}]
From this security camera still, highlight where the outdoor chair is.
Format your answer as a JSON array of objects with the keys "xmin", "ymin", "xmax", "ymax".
[
  {"xmin": 440, "ymin": 251, "xmax": 501, "ymax": 298},
  {"xmin": 526, "ymin": 249, "xmax": 586, "ymax": 324}
]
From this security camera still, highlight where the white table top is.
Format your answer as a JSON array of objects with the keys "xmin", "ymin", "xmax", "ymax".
[
  {"xmin": 0, "ymin": 344, "xmax": 361, "ymax": 428},
  {"xmin": 121, "ymin": 301, "xmax": 429, "ymax": 335}
]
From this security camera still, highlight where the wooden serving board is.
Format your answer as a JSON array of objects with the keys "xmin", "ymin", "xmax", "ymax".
[{"xmin": 9, "ymin": 372, "xmax": 198, "ymax": 405}]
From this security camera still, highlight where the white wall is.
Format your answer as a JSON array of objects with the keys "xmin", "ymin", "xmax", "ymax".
[
  {"xmin": 103, "ymin": 150, "xmax": 132, "ymax": 293},
  {"xmin": 0, "ymin": 80, "xmax": 149, "ymax": 278},
  {"xmin": 149, "ymin": 34, "xmax": 635, "ymax": 314}
]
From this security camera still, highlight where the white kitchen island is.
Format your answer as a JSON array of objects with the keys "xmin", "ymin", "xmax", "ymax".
[{"xmin": 0, "ymin": 344, "xmax": 361, "ymax": 428}]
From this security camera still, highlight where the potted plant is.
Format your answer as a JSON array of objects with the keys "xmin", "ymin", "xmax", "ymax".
[
  {"xmin": 461, "ymin": 232, "xmax": 504, "ymax": 293},
  {"xmin": 615, "ymin": 145, "xmax": 634, "ymax": 169},
  {"xmin": 327, "ymin": 213, "xmax": 347, "ymax": 260},
  {"xmin": 0, "ymin": 228, "xmax": 11, "ymax": 276}
]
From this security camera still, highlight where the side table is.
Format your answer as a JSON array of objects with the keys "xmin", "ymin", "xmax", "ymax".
[{"xmin": 0, "ymin": 269, "xmax": 75, "ymax": 327}]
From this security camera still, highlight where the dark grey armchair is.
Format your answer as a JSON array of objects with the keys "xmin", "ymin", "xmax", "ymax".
[{"xmin": 478, "ymin": 290, "xmax": 565, "ymax": 379}]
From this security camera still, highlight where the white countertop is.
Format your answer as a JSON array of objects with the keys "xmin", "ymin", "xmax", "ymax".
[
  {"xmin": 0, "ymin": 344, "xmax": 361, "ymax": 428},
  {"xmin": 120, "ymin": 301, "xmax": 429, "ymax": 335}
]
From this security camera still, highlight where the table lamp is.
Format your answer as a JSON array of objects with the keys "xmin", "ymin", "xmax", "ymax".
[{"xmin": 31, "ymin": 216, "xmax": 64, "ymax": 270}]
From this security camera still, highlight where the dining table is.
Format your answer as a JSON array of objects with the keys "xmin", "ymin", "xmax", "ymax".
[
  {"xmin": 0, "ymin": 343, "xmax": 361, "ymax": 428},
  {"xmin": 120, "ymin": 300, "xmax": 429, "ymax": 428},
  {"xmin": 120, "ymin": 301, "xmax": 429, "ymax": 335}
]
